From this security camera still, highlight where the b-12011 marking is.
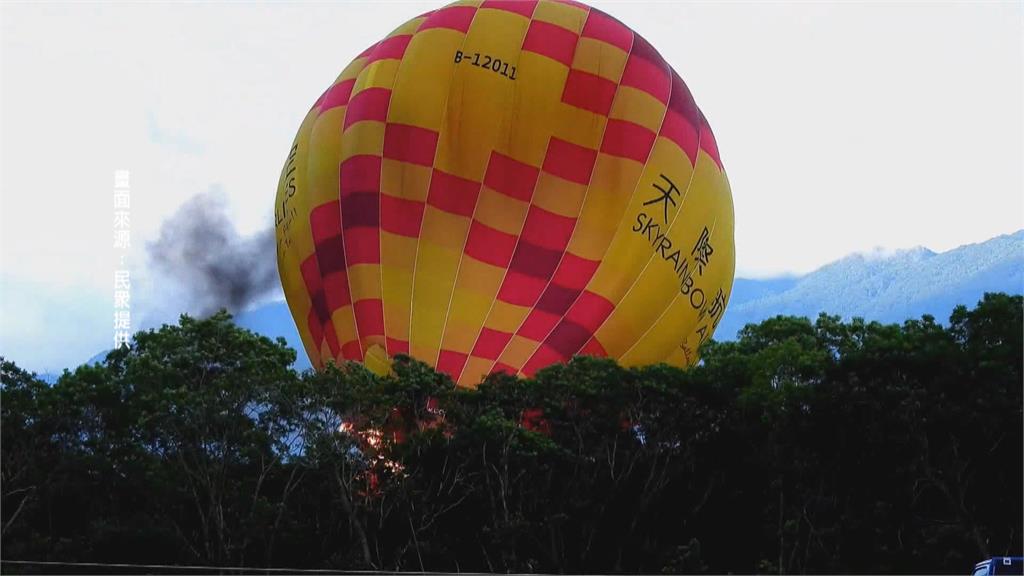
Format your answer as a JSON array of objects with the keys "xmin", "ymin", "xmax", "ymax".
[{"xmin": 454, "ymin": 50, "xmax": 517, "ymax": 80}]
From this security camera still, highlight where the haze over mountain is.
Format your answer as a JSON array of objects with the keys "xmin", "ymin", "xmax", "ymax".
[{"xmin": 717, "ymin": 230, "xmax": 1023, "ymax": 339}]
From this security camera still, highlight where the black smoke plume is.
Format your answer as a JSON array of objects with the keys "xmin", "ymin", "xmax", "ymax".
[{"xmin": 149, "ymin": 191, "xmax": 278, "ymax": 316}]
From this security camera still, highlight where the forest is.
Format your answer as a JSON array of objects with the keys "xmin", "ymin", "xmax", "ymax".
[{"xmin": 1, "ymin": 293, "xmax": 1021, "ymax": 574}]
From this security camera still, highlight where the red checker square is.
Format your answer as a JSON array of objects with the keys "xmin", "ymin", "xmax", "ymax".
[
  {"xmin": 341, "ymin": 339, "xmax": 363, "ymax": 361},
  {"xmin": 340, "ymin": 155, "xmax": 382, "ymax": 196},
  {"xmin": 418, "ymin": 5, "xmax": 476, "ymax": 32},
  {"xmin": 497, "ymin": 270, "xmax": 547, "ymax": 306},
  {"xmin": 580, "ymin": 10, "xmax": 632, "ymax": 52},
  {"xmin": 471, "ymin": 328, "xmax": 512, "ymax": 360},
  {"xmin": 315, "ymin": 236, "xmax": 347, "ymax": 275},
  {"xmin": 543, "ymin": 137, "xmax": 598, "ymax": 185},
  {"xmin": 310, "ymin": 291, "xmax": 330, "ymax": 326},
  {"xmin": 466, "ymin": 221, "xmax": 517, "ymax": 268},
  {"xmin": 700, "ymin": 123, "xmax": 723, "ymax": 170},
  {"xmin": 322, "ymin": 271, "xmax": 352, "ymax": 311},
  {"xmin": 522, "ymin": 20, "xmax": 578, "ymax": 67},
  {"xmin": 310, "ymin": 201, "xmax": 341, "ymax": 243},
  {"xmin": 319, "ymin": 79, "xmax": 357, "ymax": 112},
  {"xmin": 427, "ymin": 169, "xmax": 479, "ymax": 217},
  {"xmin": 520, "ymin": 206, "xmax": 576, "ymax": 250},
  {"xmin": 354, "ymin": 299, "xmax": 385, "ymax": 336},
  {"xmin": 341, "ymin": 192, "xmax": 379, "ymax": 229},
  {"xmin": 668, "ymin": 72, "xmax": 701, "ymax": 127},
  {"xmin": 306, "ymin": 307, "xmax": 324, "ymax": 347},
  {"xmin": 509, "ymin": 240, "xmax": 562, "ymax": 279},
  {"xmin": 365, "ymin": 35, "xmax": 412, "ymax": 65},
  {"xmin": 561, "ymin": 70, "xmax": 617, "ymax": 117},
  {"xmin": 628, "ymin": 34, "xmax": 665, "ymax": 68},
  {"xmin": 534, "ymin": 283, "xmax": 580, "ymax": 316},
  {"xmin": 484, "ymin": 152, "xmax": 539, "ymax": 201},
  {"xmin": 342, "ymin": 227, "xmax": 380, "ymax": 265},
  {"xmin": 437, "ymin": 349, "xmax": 469, "ymax": 377},
  {"xmin": 544, "ymin": 319, "xmax": 591, "ymax": 359},
  {"xmin": 386, "ymin": 337, "xmax": 410, "ymax": 356},
  {"xmin": 601, "ymin": 119, "xmax": 656, "ymax": 163},
  {"xmin": 490, "ymin": 362, "xmax": 516, "ymax": 376},
  {"xmin": 551, "ymin": 252, "xmax": 599, "ymax": 290},
  {"xmin": 384, "ymin": 123, "xmax": 439, "ymax": 167},
  {"xmin": 621, "ymin": 55, "xmax": 670, "ymax": 104},
  {"xmin": 579, "ymin": 337, "xmax": 608, "ymax": 358},
  {"xmin": 481, "ymin": 0, "xmax": 537, "ymax": 18},
  {"xmin": 564, "ymin": 290, "xmax": 614, "ymax": 332},
  {"xmin": 522, "ymin": 344, "xmax": 566, "ymax": 376},
  {"xmin": 380, "ymin": 194, "xmax": 425, "ymax": 238},
  {"xmin": 517, "ymin": 309, "xmax": 560, "ymax": 340},
  {"xmin": 343, "ymin": 87, "xmax": 391, "ymax": 129},
  {"xmin": 357, "ymin": 43, "xmax": 377, "ymax": 59},
  {"xmin": 660, "ymin": 110, "xmax": 699, "ymax": 165},
  {"xmin": 301, "ymin": 254, "xmax": 324, "ymax": 293}
]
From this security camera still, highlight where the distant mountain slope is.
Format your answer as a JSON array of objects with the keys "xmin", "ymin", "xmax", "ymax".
[{"xmin": 717, "ymin": 230, "xmax": 1024, "ymax": 338}]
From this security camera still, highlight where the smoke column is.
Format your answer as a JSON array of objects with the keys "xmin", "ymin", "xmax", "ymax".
[{"xmin": 148, "ymin": 191, "xmax": 278, "ymax": 316}]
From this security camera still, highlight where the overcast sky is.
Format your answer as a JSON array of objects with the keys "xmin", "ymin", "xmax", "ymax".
[{"xmin": 2, "ymin": 1, "xmax": 1022, "ymax": 372}]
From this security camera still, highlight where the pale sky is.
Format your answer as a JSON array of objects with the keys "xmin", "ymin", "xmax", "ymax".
[{"xmin": 2, "ymin": 1, "xmax": 1022, "ymax": 372}]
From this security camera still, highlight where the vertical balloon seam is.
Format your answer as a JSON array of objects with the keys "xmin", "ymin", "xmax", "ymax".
[
  {"xmin": 375, "ymin": 13, "xmax": 433, "ymax": 361},
  {"xmin": 436, "ymin": 2, "xmax": 544, "ymax": 381},
  {"xmin": 510, "ymin": 25, "xmax": 676, "ymax": 374},
  {"xmin": 462, "ymin": 2, "xmax": 610, "ymax": 381},
  {"xmin": 450, "ymin": 1, "xmax": 596, "ymax": 384},
  {"xmin": 376, "ymin": 11, "xmax": 443, "ymax": 359},
  {"xmin": 310, "ymin": 54, "xmax": 373, "ymax": 365},
  {"xmin": 342, "ymin": 18, "xmax": 426, "ymax": 361},
  {"xmin": 550, "ymin": 125, "xmax": 704, "ymax": 367},
  {"xmin": 405, "ymin": 2, "xmax": 488, "ymax": 365}
]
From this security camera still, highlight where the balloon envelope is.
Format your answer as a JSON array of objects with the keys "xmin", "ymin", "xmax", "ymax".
[{"xmin": 276, "ymin": 0, "xmax": 735, "ymax": 385}]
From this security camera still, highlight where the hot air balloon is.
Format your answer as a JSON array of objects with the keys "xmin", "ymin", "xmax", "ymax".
[{"xmin": 275, "ymin": 0, "xmax": 735, "ymax": 386}]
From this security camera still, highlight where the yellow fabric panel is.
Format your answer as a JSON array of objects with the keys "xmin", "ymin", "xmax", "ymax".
[
  {"xmin": 485, "ymin": 300, "xmax": 531, "ymax": 332},
  {"xmin": 460, "ymin": 357, "xmax": 495, "ymax": 387},
  {"xmin": 434, "ymin": 8, "xmax": 530, "ymax": 180},
  {"xmin": 609, "ymin": 86, "xmax": 666, "ymax": 133},
  {"xmin": 339, "ymin": 121, "xmax": 384, "ymax": 162},
  {"xmin": 409, "ymin": 237, "xmax": 464, "ymax": 361},
  {"xmin": 594, "ymin": 150, "xmax": 721, "ymax": 359},
  {"xmin": 381, "ymin": 158, "xmax": 431, "ymax": 202},
  {"xmin": 571, "ymin": 37, "xmax": 628, "ymax": 82},
  {"xmin": 388, "ymin": 28, "xmax": 465, "ymax": 130},
  {"xmin": 618, "ymin": 174, "xmax": 734, "ymax": 367},
  {"xmin": 442, "ymin": 258, "xmax": 505, "ymax": 352},
  {"xmin": 532, "ymin": 172, "xmax": 587, "ymax": 218},
  {"xmin": 474, "ymin": 188, "xmax": 529, "ymax": 234},
  {"xmin": 498, "ymin": 335, "xmax": 540, "ymax": 368},
  {"xmin": 353, "ymin": 59, "xmax": 401, "ymax": 93},
  {"xmin": 584, "ymin": 139, "xmax": 695, "ymax": 304},
  {"xmin": 532, "ymin": 0, "xmax": 588, "ymax": 33},
  {"xmin": 504, "ymin": 51, "xmax": 570, "ymax": 166},
  {"xmin": 567, "ymin": 156, "xmax": 646, "ymax": 260}
]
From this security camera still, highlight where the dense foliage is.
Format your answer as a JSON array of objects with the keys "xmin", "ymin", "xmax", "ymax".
[{"xmin": 2, "ymin": 294, "xmax": 1021, "ymax": 573}]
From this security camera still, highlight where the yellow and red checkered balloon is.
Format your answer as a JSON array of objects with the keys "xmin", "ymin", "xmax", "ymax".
[{"xmin": 275, "ymin": 0, "xmax": 734, "ymax": 385}]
